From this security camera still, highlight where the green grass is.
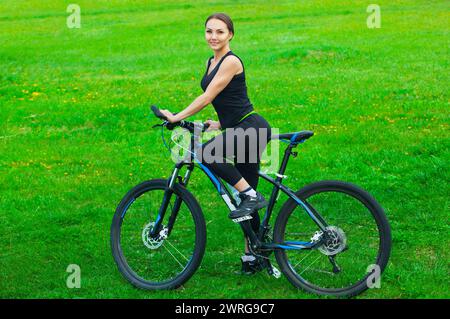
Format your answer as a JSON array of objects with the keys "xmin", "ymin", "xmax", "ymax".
[{"xmin": 0, "ymin": 0, "xmax": 448, "ymax": 298}]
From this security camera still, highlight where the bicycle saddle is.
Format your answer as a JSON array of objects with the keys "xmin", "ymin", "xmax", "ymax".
[{"xmin": 271, "ymin": 131, "xmax": 314, "ymax": 143}]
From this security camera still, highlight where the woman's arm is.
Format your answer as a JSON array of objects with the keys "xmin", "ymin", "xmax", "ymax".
[{"xmin": 159, "ymin": 56, "xmax": 242, "ymax": 123}]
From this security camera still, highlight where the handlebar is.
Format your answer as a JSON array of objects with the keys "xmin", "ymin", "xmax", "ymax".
[
  {"xmin": 150, "ymin": 105, "xmax": 210, "ymax": 133},
  {"xmin": 151, "ymin": 105, "xmax": 168, "ymax": 120}
]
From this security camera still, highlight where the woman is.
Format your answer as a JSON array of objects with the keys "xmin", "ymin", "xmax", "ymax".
[{"xmin": 159, "ymin": 13, "xmax": 272, "ymax": 274}]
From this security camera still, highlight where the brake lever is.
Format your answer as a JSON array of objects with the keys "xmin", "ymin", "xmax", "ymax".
[{"xmin": 152, "ymin": 120, "xmax": 169, "ymax": 128}]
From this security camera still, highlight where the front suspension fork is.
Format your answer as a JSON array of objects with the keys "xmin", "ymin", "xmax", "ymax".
[{"xmin": 150, "ymin": 164, "xmax": 193, "ymax": 237}]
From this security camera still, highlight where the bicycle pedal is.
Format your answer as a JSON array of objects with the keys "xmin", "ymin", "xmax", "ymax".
[
  {"xmin": 231, "ymin": 215, "xmax": 253, "ymax": 223},
  {"xmin": 271, "ymin": 265, "xmax": 281, "ymax": 279}
]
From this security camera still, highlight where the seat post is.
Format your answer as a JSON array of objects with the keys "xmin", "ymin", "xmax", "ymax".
[{"xmin": 277, "ymin": 144, "xmax": 295, "ymax": 179}]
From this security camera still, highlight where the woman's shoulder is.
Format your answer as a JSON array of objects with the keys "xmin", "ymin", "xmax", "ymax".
[
  {"xmin": 221, "ymin": 54, "xmax": 244, "ymax": 73},
  {"xmin": 223, "ymin": 53, "xmax": 241, "ymax": 63}
]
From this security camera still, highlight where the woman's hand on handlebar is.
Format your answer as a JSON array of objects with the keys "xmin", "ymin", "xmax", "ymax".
[
  {"xmin": 159, "ymin": 109, "xmax": 179, "ymax": 123},
  {"xmin": 204, "ymin": 120, "xmax": 221, "ymax": 131}
]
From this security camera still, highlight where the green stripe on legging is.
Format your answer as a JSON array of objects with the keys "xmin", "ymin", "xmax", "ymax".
[
  {"xmin": 220, "ymin": 111, "xmax": 257, "ymax": 132},
  {"xmin": 239, "ymin": 110, "xmax": 256, "ymax": 123}
]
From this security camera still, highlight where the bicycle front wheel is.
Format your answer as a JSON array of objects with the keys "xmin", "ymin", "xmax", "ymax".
[
  {"xmin": 274, "ymin": 180, "xmax": 391, "ymax": 297},
  {"xmin": 111, "ymin": 179, "xmax": 206, "ymax": 290}
]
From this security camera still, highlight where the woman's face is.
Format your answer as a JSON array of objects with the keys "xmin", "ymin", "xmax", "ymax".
[{"xmin": 205, "ymin": 18, "xmax": 233, "ymax": 51}]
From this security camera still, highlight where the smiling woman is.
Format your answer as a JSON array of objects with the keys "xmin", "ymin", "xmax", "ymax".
[
  {"xmin": 205, "ymin": 12, "xmax": 234, "ymax": 44},
  {"xmin": 157, "ymin": 13, "xmax": 273, "ymax": 271}
]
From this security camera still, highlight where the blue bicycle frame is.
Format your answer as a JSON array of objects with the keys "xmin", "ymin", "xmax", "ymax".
[{"xmin": 153, "ymin": 129, "xmax": 328, "ymax": 252}]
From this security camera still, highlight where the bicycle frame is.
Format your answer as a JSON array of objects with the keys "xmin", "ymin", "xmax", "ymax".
[{"xmin": 150, "ymin": 128, "xmax": 329, "ymax": 252}]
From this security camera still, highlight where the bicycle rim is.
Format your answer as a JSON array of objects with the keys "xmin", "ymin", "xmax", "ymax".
[
  {"xmin": 117, "ymin": 186, "xmax": 198, "ymax": 286},
  {"xmin": 278, "ymin": 184, "xmax": 389, "ymax": 294}
]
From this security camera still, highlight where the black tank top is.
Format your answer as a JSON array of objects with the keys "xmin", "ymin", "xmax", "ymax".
[{"xmin": 200, "ymin": 50, "xmax": 254, "ymax": 129}]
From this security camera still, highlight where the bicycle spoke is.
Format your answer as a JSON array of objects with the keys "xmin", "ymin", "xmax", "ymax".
[
  {"xmin": 162, "ymin": 242, "xmax": 185, "ymax": 270},
  {"xmin": 165, "ymin": 239, "xmax": 189, "ymax": 262},
  {"xmin": 292, "ymin": 249, "xmax": 315, "ymax": 270},
  {"xmin": 299, "ymin": 255, "xmax": 322, "ymax": 275}
]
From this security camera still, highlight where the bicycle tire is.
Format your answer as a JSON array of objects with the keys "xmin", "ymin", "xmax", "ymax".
[
  {"xmin": 273, "ymin": 180, "xmax": 391, "ymax": 297},
  {"xmin": 111, "ymin": 179, "xmax": 206, "ymax": 290}
]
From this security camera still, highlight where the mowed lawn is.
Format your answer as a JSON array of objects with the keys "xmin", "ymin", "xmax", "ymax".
[{"xmin": 0, "ymin": 0, "xmax": 448, "ymax": 298}]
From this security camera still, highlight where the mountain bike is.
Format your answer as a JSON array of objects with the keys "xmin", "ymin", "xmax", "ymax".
[{"xmin": 110, "ymin": 105, "xmax": 392, "ymax": 297}]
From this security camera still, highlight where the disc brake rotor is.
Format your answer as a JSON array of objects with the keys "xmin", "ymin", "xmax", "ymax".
[
  {"xmin": 311, "ymin": 226, "xmax": 347, "ymax": 256},
  {"xmin": 141, "ymin": 222, "xmax": 168, "ymax": 250}
]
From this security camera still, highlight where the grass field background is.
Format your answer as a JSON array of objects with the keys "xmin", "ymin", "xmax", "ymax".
[{"xmin": 0, "ymin": 0, "xmax": 448, "ymax": 298}]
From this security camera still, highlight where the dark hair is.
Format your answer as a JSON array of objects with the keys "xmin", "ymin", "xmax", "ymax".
[{"xmin": 205, "ymin": 13, "xmax": 234, "ymax": 40}]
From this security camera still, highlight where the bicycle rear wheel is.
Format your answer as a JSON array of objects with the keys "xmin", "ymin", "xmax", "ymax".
[
  {"xmin": 111, "ymin": 179, "xmax": 206, "ymax": 290},
  {"xmin": 274, "ymin": 180, "xmax": 391, "ymax": 297}
]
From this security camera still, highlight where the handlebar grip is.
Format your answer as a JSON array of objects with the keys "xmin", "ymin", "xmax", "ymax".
[
  {"xmin": 151, "ymin": 104, "xmax": 210, "ymax": 133},
  {"xmin": 150, "ymin": 105, "xmax": 167, "ymax": 120}
]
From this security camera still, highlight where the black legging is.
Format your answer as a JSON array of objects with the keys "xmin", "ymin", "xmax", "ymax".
[{"xmin": 200, "ymin": 113, "xmax": 271, "ymax": 231}]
